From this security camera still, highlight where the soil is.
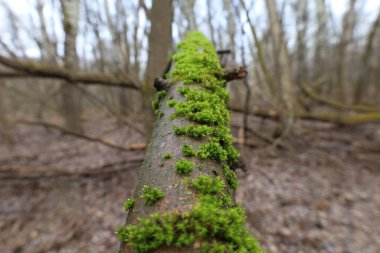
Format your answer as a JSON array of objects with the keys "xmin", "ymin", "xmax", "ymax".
[{"xmin": 0, "ymin": 115, "xmax": 379, "ymax": 253}]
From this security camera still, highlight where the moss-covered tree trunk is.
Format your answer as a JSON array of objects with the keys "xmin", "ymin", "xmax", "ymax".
[{"xmin": 118, "ymin": 32, "xmax": 264, "ymax": 253}]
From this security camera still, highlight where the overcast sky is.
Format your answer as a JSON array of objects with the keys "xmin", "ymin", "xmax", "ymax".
[{"xmin": 1, "ymin": 0, "xmax": 379, "ymax": 60}]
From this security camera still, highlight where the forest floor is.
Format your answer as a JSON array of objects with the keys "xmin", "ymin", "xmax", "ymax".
[{"xmin": 0, "ymin": 113, "xmax": 379, "ymax": 253}]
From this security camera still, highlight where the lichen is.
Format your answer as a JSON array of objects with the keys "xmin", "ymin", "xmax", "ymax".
[
  {"xmin": 141, "ymin": 185, "xmax": 164, "ymax": 206},
  {"xmin": 175, "ymin": 160, "xmax": 194, "ymax": 176},
  {"xmin": 118, "ymin": 32, "xmax": 264, "ymax": 253},
  {"xmin": 124, "ymin": 198, "xmax": 135, "ymax": 211}
]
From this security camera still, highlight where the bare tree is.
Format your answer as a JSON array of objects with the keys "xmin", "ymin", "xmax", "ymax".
[
  {"xmin": 294, "ymin": 0, "xmax": 309, "ymax": 86},
  {"xmin": 336, "ymin": 0, "xmax": 357, "ymax": 102},
  {"xmin": 143, "ymin": 0, "xmax": 173, "ymax": 135},
  {"xmin": 60, "ymin": 0, "xmax": 83, "ymax": 133},
  {"xmin": 353, "ymin": 8, "xmax": 380, "ymax": 103},
  {"xmin": 265, "ymin": 0, "xmax": 296, "ymax": 135},
  {"xmin": 313, "ymin": 0, "xmax": 329, "ymax": 81}
]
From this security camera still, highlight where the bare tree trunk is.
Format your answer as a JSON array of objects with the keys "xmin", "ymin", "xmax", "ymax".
[
  {"xmin": 206, "ymin": 0, "xmax": 216, "ymax": 46},
  {"xmin": 353, "ymin": 8, "xmax": 380, "ymax": 103},
  {"xmin": 143, "ymin": 0, "xmax": 173, "ymax": 137},
  {"xmin": 294, "ymin": 0, "xmax": 308, "ymax": 86},
  {"xmin": 313, "ymin": 0, "xmax": 328, "ymax": 81},
  {"xmin": 118, "ymin": 32, "xmax": 263, "ymax": 253},
  {"xmin": 0, "ymin": 80, "xmax": 13, "ymax": 145},
  {"xmin": 60, "ymin": 0, "xmax": 83, "ymax": 133},
  {"xmin": 265, "ymin": 0, "xmax": 296, "ymax": 134},
  {"xmin": 336, "ymin": 0, "xmax": 357, "ymax": 102},
  {"xmin": 36, "ymin": 0, "xmax": 57, "ymax": 63}
]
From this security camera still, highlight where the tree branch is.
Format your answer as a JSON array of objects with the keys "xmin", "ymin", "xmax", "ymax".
[
  {"xmin": 222, "ymin": 66, "xmax": 247, "ymax": 81},
  {"xmin": 15, "ymin": 120, "xmax": 146, "ymax": 152},
  {"xmin": 0, "ymin": 55, "xmax": 141, "ymax": 90}
]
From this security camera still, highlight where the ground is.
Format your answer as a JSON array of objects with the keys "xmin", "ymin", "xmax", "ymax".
[{"xmin": 0, "ymin": 114, "xmax": 379, "ymax": 253}]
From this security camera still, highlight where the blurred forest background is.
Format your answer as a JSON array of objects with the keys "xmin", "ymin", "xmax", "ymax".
[{"xmin": 0, "ymin": 0, "xmax": 379, "ymax": 253}]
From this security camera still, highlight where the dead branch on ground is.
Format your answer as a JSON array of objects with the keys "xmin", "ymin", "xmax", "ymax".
[{"xmin": 301, "ymin": 84, "xmax": 380, "ymax": 112}]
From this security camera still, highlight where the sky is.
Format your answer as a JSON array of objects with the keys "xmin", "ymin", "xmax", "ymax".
[{"xmin": 0, "ymin": 0, "xmax": 379, "ymax": 60}]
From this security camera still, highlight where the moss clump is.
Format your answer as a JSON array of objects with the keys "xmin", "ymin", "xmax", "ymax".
[
  {"xmin": 162, "ymin": 153, "xmax": 173, "ymax": 159},
  {"xmin": 174, "ymin": 125, "xmax": 213, "ymax": 138},
  {"xmin": 152, "ymin": 99, "xmax": 159, "ymax": 110},
  {"xmin": 124, "ymin": 198, "xmax": 135, "ymax": 211},
  {"xmin": 223, "ymin": 165, "xmax": 239, "ymax": 190},
  {"xmin": 167, "ymin": 99, "xmax": 178, "ymax": 107},
  {"xmin": 182, "ymin": 143, "xmax": 196, "ymax": 157},
  {"xmin": 118, "ymin": 180, "xmax": 264, "ymax": 253},
  {"xmin": 158, "ymin": 90, "xmax": 167, "ymax": 99},
  {"xmin": 152, "ymin": 89, "xmax": 167, "ymax": 118},
  {"xmin": 191, "ymin": 175, "xmax": 225, "ymax": 195},
  {"xmin": 141, "ymin": 185, "xmax": 164, "ymax": 206},
  {"xmin": 174, "ymin": 160, "xmax": 194, "ymax": 176}
]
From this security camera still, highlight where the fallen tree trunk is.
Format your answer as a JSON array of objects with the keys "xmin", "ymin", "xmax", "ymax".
[{"xmin": 117, "ymin": 32, "xmax": 264, "ymax": 253}]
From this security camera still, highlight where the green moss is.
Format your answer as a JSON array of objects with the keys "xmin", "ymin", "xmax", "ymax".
[
  {"xmin": 182, "ymin": 143, "xmax": 196, "ymax": 157},
  {"xmin": 174, "ymin": 125, "xmax": 213, "ymax": 138},
  {"xmin": 191, "ymin": 175, "xmax": 225, "ymax": 195},
  {"xmin": 117, "ymin": 186, "xmax": 264, "ymax": 253},
  {"xmin": 152, "ymin": 99, "xmax": 159, "ymax": 110},
  {"xmin": 152, "ymin": 89, "xmax": 167, "ymax": 118},
  {"xmin": 167, "ymin": 99, "xmax": 178, "ymax": 107},
  {"xmin": 223, "ymin": 165, "xmax": 239, "ymax": 190},
  {"xmin": 123, "ymin": 198, "xmax": 135, "ymax": 211},
  {"xmin": 158, "ymin": 90, "xmax": 167, "ymax": 99},
  {"xmin": 162, "ymin": 153, "xmax": 173, "ymax": 159},
  {"xmin": 141, "ymin": 185, "xmax": 164, "ymax": 206},
  {"xmin": 175, "ymin": 160, "xmax": 194, "ymax": 176}
]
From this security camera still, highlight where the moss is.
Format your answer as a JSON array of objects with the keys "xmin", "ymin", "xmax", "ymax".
[
  {"xmin": 118, "ymin": 182, "xmax": 264, "ymax": 253},
  {"xmin": 124, "ymin": 198, "xmax": 135, "ymax": 211},
  {"xmin": 223, "ymin": 165, "xmax": 239, "ymax": 190},
  {"xmin": 174, "ymin": 125, "xmax": 213, "ymax": 138},
  {"xmin": 152, "ymin": 89, "xmax": 167, "ymax": 118},
  {"xmin": 175, "ymin": 160, "xmax": 194, "ymax": 176},
  {"xmin": 162, "ymin": 153, "xmax": 173, "ymax": 159},
  {"xmin": 141, "ymin": 185, "xmax": 164, "ymax": 206},
  {"xmin": 191, "ymin": 175, "xmax": 225, "ymax": 195},
  {"xmin": 158, "ymin": 90, "xmax": 167, "ymax": 99},
  {"xmin": 167, "ymin": 99, "xmax": 178, "ymax": 107},
  {"xmin": 182, "ymin": 143, "xmax": 196, "ymax": 157},
  {"xmin": 152, "ymin": 99, "xmax": 159, "ymax": 110}
]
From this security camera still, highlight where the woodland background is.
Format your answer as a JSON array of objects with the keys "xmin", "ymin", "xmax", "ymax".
[{"xmin": 0, "ymin": 0, "xmax": 379, "ymax": 252}]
